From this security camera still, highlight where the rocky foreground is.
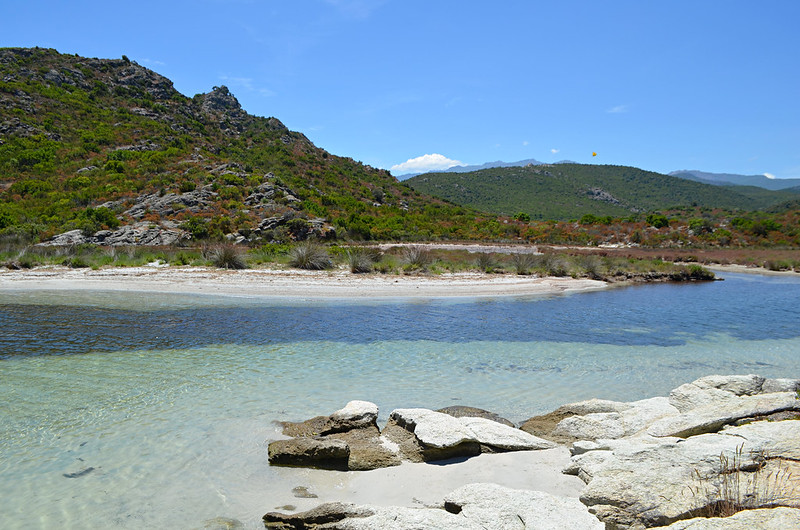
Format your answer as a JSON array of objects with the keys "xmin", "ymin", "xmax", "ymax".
[{"xmin": 265, "ymin": 374, "xmax": 800, "ymax": 529}]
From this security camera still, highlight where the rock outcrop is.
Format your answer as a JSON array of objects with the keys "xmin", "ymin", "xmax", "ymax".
[
  {"xmin": 266, "ymin": 375, "xmax": 800, "ymax": 530},
  {"xmin": 268, "ymin": 401, "xmax": 555, "ymax": 471}
]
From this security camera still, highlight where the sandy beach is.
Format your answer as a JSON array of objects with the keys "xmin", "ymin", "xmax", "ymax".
[{"xmin": 0, "ymin": 265, "xmax": 607, "ymax": 298}]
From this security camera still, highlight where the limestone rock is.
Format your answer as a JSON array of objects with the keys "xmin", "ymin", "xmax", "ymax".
[
  {"xmin": 551, "ymin": 397, "xmax": 678, "ymax": 441},
  {"xmin": 574, "ymin": 420, "xmax": 800, "ymax": 528},
  {"xmin": 443, "ymin": 483, "xmax": 603, "ymax": 530},
  {"xmin": 330, "ymin": 400, "xmax": 379, "ymax": 432},
  {"xmin": 651, "ymin": 507, "xmax": 800, "ymax": 529},
  {"xmin": 648, "ymin": 392, "xmax": 800, "ymax": 438},
  {"xmin": 520, "ymin": 398, "xmax": 636, "ymax": 443},
  {"xmin": 263, "ymin": 502, "xmax": 373, "ymax": 529},
  {"xmin": 389, "ymin": 408, "xmax": 475, "ymax": 449},
  {"xmin": 459, "ymin": 416, "xmax": 555, "ymax": 451},
  {"xmin": 668, "ymin": 374, "xmax": 766, "ymax": 413},
  {"xmin": 263, "ymin": 484, "xmax": 603, "ymax": 530},
  {"xmin": 437, "ymin": 405, "xmax": 515, "ymax": 427},
  {"xmin": 267, "ymin": 437, "xmax": 349, "ymax": 470}
]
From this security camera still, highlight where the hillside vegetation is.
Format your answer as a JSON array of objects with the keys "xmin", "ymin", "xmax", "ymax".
[
  {"xmin": 0, "ymin": 47, "xmax": 798, "ymax": 255},
  {"xmin": 0, "ymin": 47, "xmax": 500, "ymax": 243},
  {"xmin": 406, "ymin": 164, "xmax": 797, "ymax": 220}
]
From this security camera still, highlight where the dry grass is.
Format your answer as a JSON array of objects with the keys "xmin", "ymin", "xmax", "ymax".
[{"xmin": 689, "ymin": 444, "xmax": 800, "ymax": 519}]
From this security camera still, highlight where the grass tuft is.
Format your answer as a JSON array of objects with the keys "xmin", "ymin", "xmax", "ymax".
[
  {"xmin": 209, "ymin": 244, "xmax": 247, "ymax": 269},
  {"xmin": 289, "ymin": 242, "xmax": 332, "ymax": 270}
]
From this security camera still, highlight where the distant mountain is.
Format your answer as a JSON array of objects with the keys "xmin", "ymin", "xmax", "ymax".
[
  {"xmin": 406, "ymin": 164, "xmax": 797, "ymax": 220},
  {"xmin": 396, "ymin": 158, "xmax": 543, "ymax": 179},
  {"xmin": 670, "ymin": 170, "xmax": 800, "ymax": 191}
]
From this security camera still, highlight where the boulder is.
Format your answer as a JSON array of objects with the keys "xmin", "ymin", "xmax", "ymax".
[
  {"xmin": 668, "ymin": 374, "xmax": 765, "ymax": 412},
  {"xmin": 520, "ymin": 398, "xmax": 636, "ymax": 443},
  {"xmin": 267, "ymin": 437, "xmax": 349, "ymax": 470},
  {"xmin": 263, "ymin": 502, "xmax": 373, "ymax": 529},
  {"xmin": 573, "ymin": 420, "xmax": 800, "ymax": 529},
  {"xmin": 385, "ymin": 408, "xmax": 554, "ymax": 462},
  {"xmin": 551, "ymin": 397, "xmax": 679, "ymax": 441},
  {"xmin": 648, "ymin": 392, "xmax": 800, "ymax": 438},
  {"xmin": 280, "ymin": 400, "xmax": 379, "ymax": 438},
  {"xmin": 458, "ymin": 416, "xmax": 555, "ymax": 451},
  {"xmin": 330, "ymin": 400, "xmax": 379, "ymax": 432}
]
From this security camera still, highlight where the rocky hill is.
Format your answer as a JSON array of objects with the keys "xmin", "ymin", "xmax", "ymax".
[{"xmin": 0, "ymin": 47, "xmax": 489, "ymax": 244}]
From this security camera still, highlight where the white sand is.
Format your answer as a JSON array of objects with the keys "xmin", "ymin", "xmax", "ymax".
[
  {"xmin": 0, "ymin": 265, "xmax": 607, "ymax": 298},
  {"xmin": 268, "ymin": 448, "xmax": 584, "ymax": 513}
]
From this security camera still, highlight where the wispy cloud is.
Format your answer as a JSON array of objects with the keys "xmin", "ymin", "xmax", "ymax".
[
  {"xmin": 522, "ymin": 140, "xmax": 529, "ymax": 146},
  {"xmin": 140, "ymin": 58, "xmax": 166, "ymax": 67},
  {"xmin": 551, "ymin": 148, "xmax": 559, "ymax": 154},
  {"xmin": 219, "ymin": 75, "xmax": 275, "ymax": 96},
  {"xmin": 390, "ymin": 153, "xmax": 464, "ymax": 174},
  {"xmin": 607, "ymin": 104, "xmax": 629, "ymax": 114}
]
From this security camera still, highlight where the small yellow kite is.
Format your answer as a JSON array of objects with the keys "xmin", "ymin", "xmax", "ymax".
[{"xmin": 592, "ymin": 152, "xmax": 597, "ymax": 157}]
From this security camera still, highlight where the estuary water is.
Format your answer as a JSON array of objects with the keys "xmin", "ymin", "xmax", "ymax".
[{"xmin": 1, "ymin": 272, "xmax": 799, "ymax": 528}]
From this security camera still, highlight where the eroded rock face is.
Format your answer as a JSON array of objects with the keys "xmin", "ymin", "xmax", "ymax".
[{"xmin": 650, "ymin": 507, "xmax": 800, "ymax": 529}]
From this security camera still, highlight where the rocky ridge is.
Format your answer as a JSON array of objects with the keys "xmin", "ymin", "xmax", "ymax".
[{"xmin": 265, "ymin": 374, "xmax": 800, "ymax": 529}]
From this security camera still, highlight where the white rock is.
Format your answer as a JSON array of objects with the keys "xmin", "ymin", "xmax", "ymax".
[
  {"xmin": 331, "ymin": 400, "xmax": 379, "ymax": 429},
  {"xmin": 458, "ymin": 416, "xmax": 555, "ymax": 450},
  {"xmin": 649, "ymin": 392, "xmax": 800, "ymax": 438},
  {"xmin": 444, "ymin": 483, "xmax": 604, "ymax": 530},
  {"xmin": 389, "ymin": 408, "xmax": 475, "ymax": 449}
]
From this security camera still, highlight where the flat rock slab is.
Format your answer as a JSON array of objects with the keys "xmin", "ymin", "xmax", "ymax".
[
  {"xmin": 389, "ymin": 408, "xmax": 555, "ymax": 452},
  {"xmin": 648, "ymin": 392, "xmax": 800, "ymax": 438},
  {"xmin": 264, "ymin": 483, "xmax": 603, "ymax": 530}
]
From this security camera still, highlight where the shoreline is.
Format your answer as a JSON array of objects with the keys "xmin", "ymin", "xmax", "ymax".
[{"xmin": 0, "ymin": 265, "xmax": 608, "ymax": 299}]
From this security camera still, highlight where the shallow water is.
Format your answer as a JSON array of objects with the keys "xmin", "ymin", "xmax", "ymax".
[{"xmin": 1, "ymin": 272, "xmax": 799, "ymax": 528}]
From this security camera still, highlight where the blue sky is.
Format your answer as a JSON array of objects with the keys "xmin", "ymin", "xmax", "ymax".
[{"xmin": 3, "ymin": 1, "xmax": 799, "ymax": 178}]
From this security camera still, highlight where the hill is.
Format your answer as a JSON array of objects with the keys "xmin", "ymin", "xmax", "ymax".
[
  {"xmin": 0, "ymin": 47, "xmax": 495, "ymax": 244},
  {"xmin": 670, "ymin": 170, "xmax": 800, "ymax": 191},
  {"xmin": 396, "ymin": 158, "xmax": 544, "ymax": 180},
  {"xmin": 405, "ymin": 164, "xmax": 796, "ymax": 220}
]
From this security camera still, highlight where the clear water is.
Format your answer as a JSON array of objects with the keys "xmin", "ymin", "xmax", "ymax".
[{"xmin": 1, "ymin": 272, "xmax": 799, "ymax": 528}]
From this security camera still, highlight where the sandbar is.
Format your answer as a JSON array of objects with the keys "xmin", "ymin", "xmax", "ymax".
[{"xmin": 0, "ymin": 266, "xmax": 607, "ymax": 299}]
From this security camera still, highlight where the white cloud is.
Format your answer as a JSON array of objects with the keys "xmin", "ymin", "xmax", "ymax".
[
  {"xmin": 140, "ymin": 58, "xmax": 166, "ymax": 67},
  {"xmin": 390, "ymin": 154, "xmax": 464, "ymax": 174},
  {"xmin": 551, "ymin": 148, "xmax": 559, "ymax": 154},
  {"xmin": 219, "ymin": 75, "xmax": 275, "ymax": 97},
  {"xmin": 607, "ymin": 104, "xmax": 628, "ymax": 114},
  {"xmin": 764, "ymin": 172, "xmax": 776, "ymax": 179}
]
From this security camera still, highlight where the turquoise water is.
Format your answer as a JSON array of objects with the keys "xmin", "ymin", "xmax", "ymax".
[{"xmin": 1, "ymin": 272, "xmax": 799, "ymax": 528}]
